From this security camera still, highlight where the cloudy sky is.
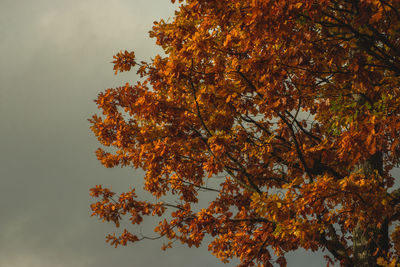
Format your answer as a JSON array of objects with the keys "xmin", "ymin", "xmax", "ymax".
[{"xmin": 0, "ymin": 1, "xmax": 329, "ymax": 266}]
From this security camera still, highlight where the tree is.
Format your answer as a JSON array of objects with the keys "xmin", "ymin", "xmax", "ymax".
[{"xmin": 89, "ymin": 0, "xmax": 400, "ymax": 266}]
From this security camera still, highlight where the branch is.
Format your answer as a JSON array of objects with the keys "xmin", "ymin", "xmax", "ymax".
[
  {"xmin": 189, "ymin": 126, "xmax": 261, "ymax": 193},
  {"xmin": 319, "ymin": 224, "xmax": 352, "ymax": 266},
  {"xmin": 276, "ymin": 112, "xmax": 314, "ymax": 181}
]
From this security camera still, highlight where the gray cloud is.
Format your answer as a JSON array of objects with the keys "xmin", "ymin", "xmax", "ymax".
[{"xmin": 0, "ymin": 0, "xmax": 329, "ymax": 266}]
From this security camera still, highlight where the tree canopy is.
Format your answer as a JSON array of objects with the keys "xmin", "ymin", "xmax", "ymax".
[{"xmin": 89, "ymin": 0, "xmax": 400, "ymax": 266}]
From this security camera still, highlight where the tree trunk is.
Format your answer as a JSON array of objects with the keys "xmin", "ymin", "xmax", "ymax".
[
  {"xmin": 353, "ymin": 223, "xmax": 376, "ymax": 266},
  {"xmin": 352, "ymin": 152, "xmax": 388, "ymax": 266}
]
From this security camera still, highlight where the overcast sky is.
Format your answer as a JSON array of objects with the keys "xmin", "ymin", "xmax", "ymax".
[{"xmin": 0, "ymin": 1, "xmax": 330, "ymax": 266}]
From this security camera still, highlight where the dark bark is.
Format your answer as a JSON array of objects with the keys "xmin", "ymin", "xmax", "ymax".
[{"xmin": 351, "ymin": 152, "xmax": 388, "ymax": 266}]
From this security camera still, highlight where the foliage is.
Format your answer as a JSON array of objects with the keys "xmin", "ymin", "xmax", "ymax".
[{"xmin": 89, "ymin": 0, "xmax": 400, "ymax": 266}]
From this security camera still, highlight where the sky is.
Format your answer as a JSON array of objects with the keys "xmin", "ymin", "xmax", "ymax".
[{"xmin": 0, "ymin": 0, "xmax": 330, "ymax": 266}]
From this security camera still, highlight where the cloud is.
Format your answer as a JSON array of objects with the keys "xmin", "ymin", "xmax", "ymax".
[{"xmin": 0, "ymin": 0, "xmax": 329, "ymax": 266}]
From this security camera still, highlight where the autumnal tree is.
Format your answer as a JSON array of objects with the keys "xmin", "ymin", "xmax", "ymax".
[{"xmin": 89, "ymin": 0, "xmax": 400, "ymax": 266}]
